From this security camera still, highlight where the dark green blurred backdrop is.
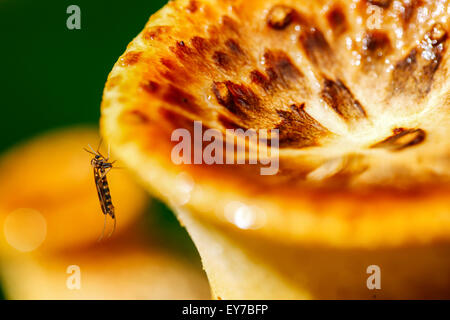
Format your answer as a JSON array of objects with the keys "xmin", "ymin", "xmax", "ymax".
[
  {"xmin": 0, "ymin": 0, "xmax": 167, "ymax": 152},
  {"xmin": 0, "ymin": 0, "xmax": 197, "ymax": 300}
]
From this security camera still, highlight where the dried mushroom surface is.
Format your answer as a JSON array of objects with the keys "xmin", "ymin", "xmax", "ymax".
[{"xmin": 101, "ymin": 0, "xmax": 450, "ymax": 247}]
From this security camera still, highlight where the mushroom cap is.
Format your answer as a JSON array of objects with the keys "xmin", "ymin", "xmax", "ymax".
[{"xmin": 101, "ymin": 0, "xmax": 450, "ymax": 248}]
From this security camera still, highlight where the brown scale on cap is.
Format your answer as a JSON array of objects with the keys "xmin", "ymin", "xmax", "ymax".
[
  {"xmin": 401, "ymin": 0, "xmax": 424, "ymax": 24},
  {"xmin": 250, "ymin": 70, "xmax": 272, "ymax": 90},
  {"xmin": 267, "ymin": 5, "xmax": 295, "ymax": 30},
  {"xmin": 225, "ymin": 39, "xmax": 244, "ymax": 56},
  {"xmin": 321, "ymin": 79, "xmax": 367, "ymax": 123},
  {"xmin": 212, "ymin": 81, "xmax": 261, "ymax": 118},
  {"xmin": 140, "ymin": 80, "xmax": 160, "ymax": 94},
  {"xmin": 371, "ymin": 128, "xmax": 426, "ymax": 151},
  {"xmin": 212, "ymin": 51, "xmax": 232, "ymax": 69},
  {"xmin": 162, "ymin": 84, "xmax": 202, "ymax": 116},
  {"xmin": 159, "ymin": 57, "xmax": 193, "ymax": 85},
  {"xmin": 220, "ymin": 16, "xmax": 240, "ymax": 34},
  {"xmin": 263, "ymin": 50, "xmax": 303, "ymax": 88},
  {"xmin": 213, "ymin": 82, "xmax": 233, "ymax": 108},
  {"xmin": 299, "ymin": 27, "xmax": 333, "ymax": 69},
  {"xmin": 143, "ymin": 26, "xmax": 172, "ymax": 41},
  {"xmin": 326, "ymin": 6, "xmax": 347, "ymax": 36},
  {"xmin": 119, "ymin": 52, "xmax": 142, "ymax": 67},
  {"xmin": 212, "ymin": 39, "xmax": 246, "ymax": 70},
  {"xmin": 158, "ymin": 107, "xmax": 198, "ymax": 136},
  {"xmin": 141, "ymin": 79, "xmax": 203, "ymax": 117},
  {"xmin": 172, "ymin": 41, "xmax": 195, "ymax": 61},
  {"xmin": 212, "ymin": 80, "xmax": 283, "ymax": 129},
  {"xmin": 367, "ymin": 0, "xmax": 391, "ymax": 8},
  {"xmin": 391, "ymin": 24, "xmax": 447, "ymax": 99},
  {"xmin": 275, "ymin": 104, "xmax": 330, "ymax": 148},
  {"xmin": 362, "ymin": 31, "xmax": 391, "ymax": 60},
  {"xmin": 186, "ymin": 0, "xmax": 199, "ymax": 13},
  {"xmin": 170, "ymin": 39, "xmax": 217, "ymax": 77},
  {"xmin": 190, "ymin": 36, "xmax": 211, "ymax": 55},
  {"xmin": 123, "ymin": 110, "xmax": 151, "ymax": 125}
]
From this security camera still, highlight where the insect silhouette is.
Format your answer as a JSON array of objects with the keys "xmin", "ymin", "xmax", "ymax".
[{"xmin": 84, "ymin": 141, "xmax": 117, "ymax": 241}]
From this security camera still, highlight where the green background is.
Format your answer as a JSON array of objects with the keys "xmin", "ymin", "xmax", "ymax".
[
  {"xmin": 0, "ymin": 0, "xmax": 167, "ymax": 152},
  {"xmin": 0, "ymin": 0, "xmax": 201, "ymax": 299}
]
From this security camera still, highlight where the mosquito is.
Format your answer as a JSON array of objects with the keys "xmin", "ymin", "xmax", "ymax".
[{"xmin": 84, "ymin": 140, "xmax": 117, "ymax": 241}]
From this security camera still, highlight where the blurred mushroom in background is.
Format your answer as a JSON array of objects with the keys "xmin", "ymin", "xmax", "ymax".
[{"xmin": 0, "ymin": 127, "xmax": 210, "ymax": 299}]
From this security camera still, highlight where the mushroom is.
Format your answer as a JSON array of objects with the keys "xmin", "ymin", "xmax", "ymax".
[{"xmin": 100, "ymin": 0, "xmax": 450, "ymax": 299}]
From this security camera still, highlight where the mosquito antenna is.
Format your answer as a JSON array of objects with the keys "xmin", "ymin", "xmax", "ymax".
[
  {"xmin": 95, "ymin": 139, "xmax": 108, "ymax": 159},
  {"xmin": 83, "ymin": 147, "xmax": 96, "ymax": 155},
  {"xmin": 97, "ymin": 214, "xmax": 108, "ymax": 242},
  {"xmin": 97, "ymin": 138, "xmax": 103, "ymax": 153},
  {"xmin": 87, "ymin": 144, "xmax": 99, "ymax": 155}
]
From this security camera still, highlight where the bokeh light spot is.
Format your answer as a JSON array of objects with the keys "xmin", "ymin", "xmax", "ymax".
[
  {"xmin": 224, "ymin": 201, "xmax": 266, "ymax": 230},
  {"xmin": 4, "ymin": 208, "xmax": 47, "ymax": 252},
  {"xmin": 173, "ymin": 172, "xmax": 195, "ymax": 205}
]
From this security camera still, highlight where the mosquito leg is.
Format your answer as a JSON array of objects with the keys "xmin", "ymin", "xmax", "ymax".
[
  {"xmin": 100, "ymin": 167, "xmax": 112, "ymax": 178},
  {"xmin": 107, "ymin": 215, "xmax": 116, "ymax": 239},
  {"xmin": 97, "ymin": 214, "xmax": 107, "ymax": 242}
]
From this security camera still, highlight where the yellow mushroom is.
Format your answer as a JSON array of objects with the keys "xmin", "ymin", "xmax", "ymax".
[
  {"xmin": 100, "ymin": 0, "xmax": 450, "ymax": 299},
  {"xmin": 1, "ymin": 236, "xmax": 210, "ymax": 300}
]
